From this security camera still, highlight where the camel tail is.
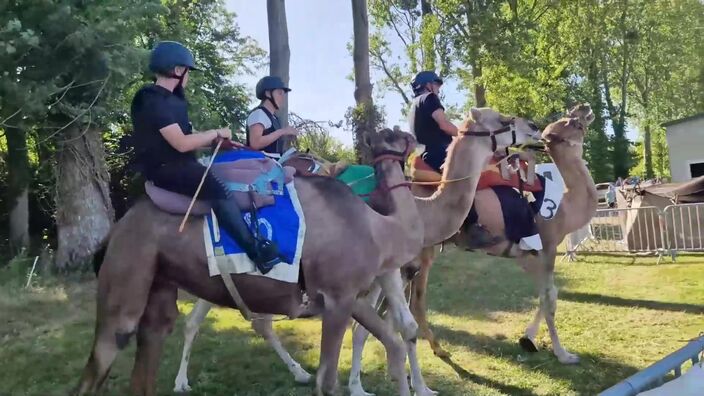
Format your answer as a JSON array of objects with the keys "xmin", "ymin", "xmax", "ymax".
[{"xmin": 92, "ymin": 236, "xmax": 110, "ymax": 276}]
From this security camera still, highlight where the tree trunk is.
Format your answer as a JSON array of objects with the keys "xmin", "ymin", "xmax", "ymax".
[
  {"xmin": 267, "ymin": 0, "xmax": 291, "ymax": 148},
  {"xmin": 584, "ymin": 60, "xmax": 613, "ymax": 182},
  {"xmin": 5, "ymin": 126, "xmax": 31, "ymax": 253},
  {"xmin": 472, "ymin": 61, "xmax": 487, "ymax": 107},
  {"xmin": 643, "ymin": 121, "xmax": 653, "ymax": 179},
  {"xmin": 54, "ymin": 125, "xmax": 114, "ymax": 271},
  {"xmin": 420, "ymin": 0, "xmax": 436, "ymax": 71},
  {"xmin": 351, "ymin": 0, "xmax": 375, "ymax": 164}
]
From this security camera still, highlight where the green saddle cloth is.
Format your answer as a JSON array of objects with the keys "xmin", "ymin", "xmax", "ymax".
[{"xmin": 335, "ymin": 164, "xmax": 377, "ymax": 201}]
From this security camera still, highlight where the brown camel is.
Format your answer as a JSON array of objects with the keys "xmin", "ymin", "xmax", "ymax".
[
  {"xmin": 348, "ymin": 107, "xmax": 542, "ymax": 396},
  {"xmin": 406, "ymin": 104, "xmax": 597, "ymax": 370},
  {"xmin": 74, "ymin": 128, "xmax": 424, "ymax": 396},
  {"xmin": 170, "ymin": 108, "xmax": 541, "ymax": 396}
]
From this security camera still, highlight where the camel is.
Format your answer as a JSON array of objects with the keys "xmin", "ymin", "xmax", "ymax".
[
  {"xmin": 74, "ymin": 128, "xmax": 425, "ymax": 396},
  {"xmin": 348, "ymin": 108, "xmax": 543, "ymax": 396},
  {"xmin": 169, "ymin": 107, "xmax": 541, "ymax": 396},
  {"xmin": 403, "ymin": 104, "xmax": 597, "ymax": 378}
]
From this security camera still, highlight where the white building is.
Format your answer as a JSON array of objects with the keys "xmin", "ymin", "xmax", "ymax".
[{"xmin": 663, "ymin": 113, "xmax": 704, "ymax": 182}]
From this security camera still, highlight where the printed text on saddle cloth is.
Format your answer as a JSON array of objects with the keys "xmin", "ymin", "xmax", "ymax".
[{"xmin": 535, "ymin": 163, "xmax": 564, "ymax": 220}]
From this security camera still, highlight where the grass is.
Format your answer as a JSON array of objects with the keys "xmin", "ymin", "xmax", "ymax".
[{"xmin": 0, "ymin": 249, "xmax": 703, "ymax": 396}]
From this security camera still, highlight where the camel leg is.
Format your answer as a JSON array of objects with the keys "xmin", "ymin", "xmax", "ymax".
[
  {"xmin": 349, "ymin": 283, "xmax": 383, "ymax": 396},
  {"xmin": 316, "ymin": 298, "xmax": 354, "ymax": 396},
  {"xmin": 174, "ymin": 299, "xmax": 213, "ymax": 393},
  {"xmin": 517, "ymin": 253, "xmax": 544, "ymax": 353},
  {"xmin": 378, "ymin": 270, "xmax": 436, "ymax": 396},
  {"xmin": 352, "ymin": 299, "xmax": 411, "ymax": 396},
  {"xmin": 410, "ymin": 246, "xmax": 449, "ymax": 358},
  {"xmin": 75, "ymin": 246, "xmax": 157, "ymax": 395},
  {"xmin": 130, "ymin": 280, "xmax": 179, "ymax": 396},
  {"xmin": 250, "ymin": 313, "xmax": 313, "ymax": 384},
  {"xmin": 534, "ymin": 249, "xmax": 579, "ymax": 364}
]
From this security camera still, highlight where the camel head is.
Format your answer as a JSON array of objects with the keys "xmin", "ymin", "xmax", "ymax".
[
  {"xmin": 365, "ymin": 128, "xmax": 417, "ymax": 161},
  {"xmin": 461, "ymin": 107, "xmax": 542, "ymax": 150},
  {"xmin": 541, "ymin": 103, "xmax": 594, "ymax": 151}
]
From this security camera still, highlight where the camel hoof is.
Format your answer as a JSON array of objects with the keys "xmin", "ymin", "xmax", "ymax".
[
  {"xmin": 519, "ymin": 336, "xmax": 539, "ymax": 353},
  {"xmin": 294, "ymin": 370, "xmax": 314, "ymax": 384},
  {"xmin": 173, "ymin": 382, "xmax": 192, "ymax": 393},
  {"xmin": 350, "ymin": 388, "xmax": 376, "ymax": 396},
  {"xmin": 414, "ymin": 386, "xmax": 439, "ymax": 396},
  {"xmin": 557, "ymin": 351, "xmax": 580, "ymax": 364}
]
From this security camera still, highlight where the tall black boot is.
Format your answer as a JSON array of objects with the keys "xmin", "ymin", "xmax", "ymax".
[
  {"xmin": 462, "ymin": 223, "xmax": 504, "ymax": 250},
  {"xmin": 212, "ymin": 199, "xmax": 282, "ymax": 274}
]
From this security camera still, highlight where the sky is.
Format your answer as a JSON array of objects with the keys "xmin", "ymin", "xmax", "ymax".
[
  {"xmin": 225, "ymin": 0, "xmax": 465, "ymax": 147},
  {"xmin": 224, "ymin": 0, "xmax": 636, "ymax": 147}
]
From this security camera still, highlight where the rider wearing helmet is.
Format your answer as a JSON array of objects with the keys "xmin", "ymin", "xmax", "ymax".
[
  {"xmin": 246, "ymin": 76, "xmax": 298, "ymax": 156},
  {"xmin": 408, "ymin": 71, "xmax": 499, "ymax": 249},
  {"xmin": 408, "ymin": 71, "xmax": 458, "ymax": 172},
  {"xmin": 130, "ymin": 41, "xmax": 282, "ymax": 273}
]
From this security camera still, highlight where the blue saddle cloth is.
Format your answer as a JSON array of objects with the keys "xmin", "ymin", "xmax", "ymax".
[{"xmin": 206, "ymin": 149, "xmax": 304, "ymax": 267}]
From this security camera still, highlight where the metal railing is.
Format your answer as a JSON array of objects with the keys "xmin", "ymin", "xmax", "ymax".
[
  {"xmin": 566, "ymin": 203, "xmax": 704, "ymax": 262},
  {"xmin": 599, "ymin": 334, "xmax": 704, "ymax": 396}
]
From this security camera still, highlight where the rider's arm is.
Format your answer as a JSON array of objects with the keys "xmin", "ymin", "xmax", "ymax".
[
  {"xmin": 248, "ymin": 123, "xmax": 286, "ymax": 150},
  {"xmin": 160, "ymin": 124, "xmax": 218, "ymax": 153},
  {"xmin": 431, "ymin": 108, "xmax": 459, "ymax": 136}
]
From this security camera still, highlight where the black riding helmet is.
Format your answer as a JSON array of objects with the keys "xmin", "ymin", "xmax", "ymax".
[
  {"xmin": 149, "ymin": 41, "xmax": 198, "ymax": 97},
  {"xmin": 411, "ymin": 71, "xmax": 443, "ymax": 96},
  {"xmin": 255, "ymin": 76, "xmax": 291, "ymax": 110}
]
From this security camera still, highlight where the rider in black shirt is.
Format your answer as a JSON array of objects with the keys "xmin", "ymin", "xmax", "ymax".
[
  {"xmin": 130, "ymin": 41, "xmax": 282, "ymax": 273},
  {"xmin": 408, "ymin": 71, "xmax": 501, "ymax": 250}
]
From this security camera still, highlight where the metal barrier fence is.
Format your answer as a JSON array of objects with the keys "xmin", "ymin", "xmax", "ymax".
[
  {"xmin": 565, "ymin": 203, "xmax": 704, "ymax": 262},
  {"xmin": 599, "ymin": 334, "xmax": 704, "ymax": 396}
]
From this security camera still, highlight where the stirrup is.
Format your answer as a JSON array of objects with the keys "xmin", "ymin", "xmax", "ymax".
[{"xmin": 252, "ymin": 239, "xmax": 282, "ymax": 274}]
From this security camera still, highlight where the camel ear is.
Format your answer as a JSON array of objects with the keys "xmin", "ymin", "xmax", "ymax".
[{"xmin": 470, "ymin": 107, "xmax": 482, "ymax": 122}]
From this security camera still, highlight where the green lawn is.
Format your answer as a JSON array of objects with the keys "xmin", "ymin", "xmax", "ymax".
[{"xmin": 1, "ymin": 249, "xmax": 703, "ymax": 396}]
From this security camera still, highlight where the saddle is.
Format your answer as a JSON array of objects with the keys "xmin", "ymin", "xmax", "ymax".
[
  {"xmin": 410, "ymin": 152, "xmax": 544, "ymax": 193},
  {"xmin": 146, "ymin": 151, "xmax": 296, "ymax": 215}
]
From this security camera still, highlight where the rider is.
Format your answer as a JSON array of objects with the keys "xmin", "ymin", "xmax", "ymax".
[
  {"xmin": 408, "ymin": 70, "xmax": 500, "ymax": 249},
  {"xmin": 130, "ymin": 41, "xmax": 282, "ymax": 273},
  {"xmin": 246, "ymin": 76, "xmax": 299, "ymax": 156},
  {"xmin": 408, "ymin": 71, "xmax": 458, "ymax": 173}
]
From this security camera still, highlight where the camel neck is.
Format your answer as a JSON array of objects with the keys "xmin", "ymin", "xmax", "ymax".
[
  {"xmin": 417, "ymin": 136, "xmax": 494, "ymax": 246},
  {"xmin": 550, "ymin": 146, "xmax": 598, "ymax": 214},
  {"xmin": 377, "ymin": 160, "xmax": 417, "ymax": 222}
]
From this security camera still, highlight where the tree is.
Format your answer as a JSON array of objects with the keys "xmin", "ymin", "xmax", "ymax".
[
  {"xmin": 290, "ymin": 113, "xmax": 356, "ymax": 163},
  {"xmin": 351, "ymin": 0, "xmax": 379, "ymax": 164},
  {"xmin": 267, "ymin": 0, "xmax": 292, "ymax": 148},
  {"xmin": 628, "ymin": 0, "xmax": 704, "ymax": 178}
]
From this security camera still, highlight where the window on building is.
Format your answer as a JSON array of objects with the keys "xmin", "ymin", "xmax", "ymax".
[{"xmin": 690, "ymin": 162, "xmax": 704, "ymax": 178}]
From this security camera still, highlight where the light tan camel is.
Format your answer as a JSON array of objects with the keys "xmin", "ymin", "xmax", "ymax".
[
  {"xmin": 74, "ymin": 128, "xmax": 424, "ymax": 396},
  {"xmin": 170, "ymin": 108, "xmax": 541, "ymax": 396},
  {"xmin": 408, "ymin": 104, "xmax": 597, "ymax": 370},
  {"xmin": 348, "ymin": 108, "xmax": 542, "ymax": 396}
]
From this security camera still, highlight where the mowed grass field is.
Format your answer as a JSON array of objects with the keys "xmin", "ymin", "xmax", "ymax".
[{"xmin": 1, "ymin": 249, "xmax": 702, "ymax": 396}]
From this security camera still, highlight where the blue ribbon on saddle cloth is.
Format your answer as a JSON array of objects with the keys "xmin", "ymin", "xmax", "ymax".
[{"xmin": 202, "ymin": 149, "xmax": 305, "ymax": 283}]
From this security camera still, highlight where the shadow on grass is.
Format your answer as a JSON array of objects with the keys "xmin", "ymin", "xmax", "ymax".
[
  {"xmin": 560, "ymin": 290, "xmax": 704, "ymax": 315},
  {"xmin": 431, "ymin": 324, "xmax": 640, "ymax": 395},
  {"xmin": 436, "ymin": 354, "xmax": 540, "ymax": 396},
  {"xmin": 427, "ymin": 251, "xmax": 537, "ymax": 319},
  {"xmin": 428, "ymin": 250, "xmax": 577, "ymax": 320}
]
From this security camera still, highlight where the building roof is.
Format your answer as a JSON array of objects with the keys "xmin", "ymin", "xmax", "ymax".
[{"xmin": 661, "ymin": 113, "xmax": 704, "ymax": 128}]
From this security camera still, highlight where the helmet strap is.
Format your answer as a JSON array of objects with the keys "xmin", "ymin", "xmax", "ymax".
[
  {"xmin": 169, "ymin": 68, "xmax": 188, "ymax": 98},
  {"xmin": 265, "ymin": 91, "xmax": 279, "ymax": 110}
]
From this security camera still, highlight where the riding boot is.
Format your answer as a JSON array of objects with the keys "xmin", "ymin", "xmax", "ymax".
[
  {"xmin": 212, "ymin": 199, "xmax": 282, "ymax": 274},
  {"xmin": 462, "ymin": 223, "xmax": 504, "ymax": 250}
]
